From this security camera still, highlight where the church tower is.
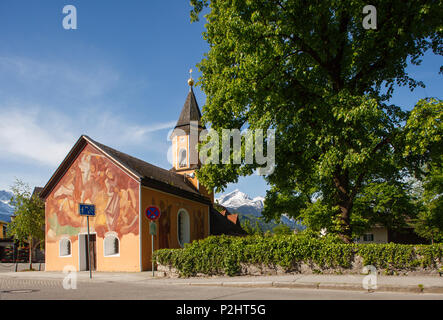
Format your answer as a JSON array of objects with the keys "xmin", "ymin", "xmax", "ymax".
[{"xmin": 170, "ymin": 70, "xmax": 213, "ymax": 202}]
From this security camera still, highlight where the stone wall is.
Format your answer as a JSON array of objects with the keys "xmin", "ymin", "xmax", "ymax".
[
  {"xmin": 0, "ymin": 263, "xmax": 45, "ymax": 272},
  {"xmin": 157, "ymin": 256, "xmax": 442, "ymax": 278}
]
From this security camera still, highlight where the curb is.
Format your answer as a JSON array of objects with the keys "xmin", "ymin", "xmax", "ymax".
[
  {"xmin": 178, "ymin": 281, "xmax": 443, "ymax": 294},
  {"xmin": 2, "ymin": 272, "xmax": 443, "ymax": 294},
  {"xmin": 273, "ymin": 282, "xmax": 318, "ymax": 290}
]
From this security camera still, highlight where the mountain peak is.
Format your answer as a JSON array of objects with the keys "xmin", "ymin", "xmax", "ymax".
[
  {"xmin": 0, "ymin": 190, "xmax": 14, "ymax": 222},
  {"xmin": 216, "ymin": 189, "xmax": 261, "ymax": 210},
  {"xmin": 0, "ymin": 190, "xmax": 13, "ymax": 202},
  {"xmin": 216, "ymin": 189, "xmax": 299, "ymax": 229}
]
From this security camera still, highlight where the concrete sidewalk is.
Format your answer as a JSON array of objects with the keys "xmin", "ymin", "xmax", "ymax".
[
  {"xmin": 165, "ymin": 274, "xmax": 443, "ymax": 294},
  {"xmin": 1, "ymin": 270, "xmax": 443, "ymax": 294}
]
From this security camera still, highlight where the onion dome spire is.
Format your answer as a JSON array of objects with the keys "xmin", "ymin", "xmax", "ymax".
[{"xmin": 187, "ymin": 68, "xmax": 194, "ymax": 87}]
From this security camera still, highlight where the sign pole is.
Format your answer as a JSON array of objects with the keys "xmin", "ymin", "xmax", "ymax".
[
  {"xmin": 145, "ymin": 206, "xmax": 160, "ymax": 278},
  {"xmin": 87, "ymin": 216, "xmax": 92, "ymax": 279},
  {"xmin": 79, "ymin": 203, "xmax": 95, "ymax": 279},
  {"xmin": 151, "ymin": 233, "xmax": 154, "ymax": 277}
]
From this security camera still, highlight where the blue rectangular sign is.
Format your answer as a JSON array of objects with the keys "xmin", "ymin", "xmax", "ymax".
[{"xmin": 79, "ymin": 203, "xmax": 96, "ymax": 216}]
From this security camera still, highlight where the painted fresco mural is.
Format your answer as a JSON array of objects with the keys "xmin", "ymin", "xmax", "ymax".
[
  {"xmin": 158, "ymin": 200, "xmax": 172, "ymax": 249},
  {"xmin": 193, "ymin": 209, "xmax": 205, "ymax": 240},
  {"xmin": 46, "ymin": 144, "xmax": 139, "ymax": 243},
  {"xmin": 149, "ymin": 197, "xmax": 173, "ymax": 249}
]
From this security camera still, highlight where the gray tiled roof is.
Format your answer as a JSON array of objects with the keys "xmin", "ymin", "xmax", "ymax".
[
  {"xmin": 32, "ymin": 187, "xmax": 43, "ymax": 197},
  {"xmin": 174, "ymin": 87, "xmax": 205, "ymax": 132},
  {"xmin": 85, "ymin": 136, "xmax": 204, "ymax": 198},
  {"xmin": 40, "ymin": 135, "xmax": 211, "ymax": 205}
]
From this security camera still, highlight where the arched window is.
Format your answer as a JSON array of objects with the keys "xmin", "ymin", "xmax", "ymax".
[
  {"xmin": 179, "ymin": 148, "xmax": 187, "ymax": 168},
  {"xmin": 177, "ymin": 209, "xmax": 190, "ymax": 247},
  {"xmin": 104, "ymin": 234, "xmax": 119, "ymax": 256},
  {"xmin": 59, "ymin": 238, "xmax": 71, "ymax": 257}
]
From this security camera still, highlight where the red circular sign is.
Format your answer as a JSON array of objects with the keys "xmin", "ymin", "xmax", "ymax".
[{"xmin": 145, "ymin": 206, "xmax": 161, "ymax": 221}]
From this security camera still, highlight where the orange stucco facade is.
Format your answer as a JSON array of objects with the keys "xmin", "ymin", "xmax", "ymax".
[
  {"xmin": 45, "ymin": 143, "xmax": 140, "ymax": 272},
  {"xmin": 140, "ymin": 186, "xmax": 209, "ymax": 271}
]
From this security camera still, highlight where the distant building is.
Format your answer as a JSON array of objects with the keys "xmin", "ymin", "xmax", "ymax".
[
  {"xmin": 355, "ymin": 224, "xmax": 429, "ymax": 245},
  {"xmin": 0, "ymin": 220, "xmax": 13, "ymax": 262},
  {"xmin": 319, "ymin": 223, "xmax": 429, "ymax": 244},
  {"xmin": 354, "ymin": 225, "xmax": 388, "ymax": 244},
  {"xmin": 0, "ymin": 220, "xmax": 8, "ymax": 240},
  {"xmin": 32, "ymin": 187, "xmax": 43, "ymax": 199},
  {"xmin": 211, "ymin": 205, "xmax": 247, "ymax": 236}
]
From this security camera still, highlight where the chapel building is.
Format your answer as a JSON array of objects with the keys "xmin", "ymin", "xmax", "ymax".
[{"xmin": 40, "ymin": 77, "xmax": 245, "ymax": 272}]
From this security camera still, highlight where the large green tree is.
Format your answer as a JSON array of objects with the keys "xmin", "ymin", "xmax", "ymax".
[
  {"xmin": 191, "ymin": 0, "xmax": 442, "ymax": 242},
  {"xmin": 7, "ymin": 180, "xmax": 45, "ymax": 269}
]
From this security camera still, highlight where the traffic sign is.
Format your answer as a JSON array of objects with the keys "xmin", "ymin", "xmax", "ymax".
[
  {"xmin": 145, "ymin": 206, "xmax": 161, "ymax": 221},
  {"xmin": 79, "ymin": 204, "xmax": 95, "ymax": 216}
]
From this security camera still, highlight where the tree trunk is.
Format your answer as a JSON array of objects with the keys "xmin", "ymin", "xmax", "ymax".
[
  {"xmin": 333, "ymin": 171, "xmax": 353, "ymax": 243},
  {"xmin": 338, "ymin": 204, "xmax": 353, "ymax": 243},
  {"xmin": 29, "ymin": 237, "xmax": 33, "ymax": 270}
]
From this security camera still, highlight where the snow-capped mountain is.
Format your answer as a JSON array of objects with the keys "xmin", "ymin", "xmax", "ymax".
[
  {"xmin": 216, "ymin": 189, "xmax": 264, "ymax": 213},
  {"xmin": 216, "ymin": 189, "xmax": 299, "ymax": 229},
  {"xmin": 0, "ymin": 190, "xmax": 14, "ymax": 222}
]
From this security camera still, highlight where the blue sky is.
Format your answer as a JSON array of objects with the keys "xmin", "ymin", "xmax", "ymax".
[{"xmin": 0, "ymin": 1, "xmax": 441, "ymax": 198}]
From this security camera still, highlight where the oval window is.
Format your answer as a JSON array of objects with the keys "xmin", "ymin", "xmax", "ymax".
[
  {"xmin": 179, "ymin": 148, "xmax": 187, "ymax": 168},
  {"xmin": 177, "ymin": 209, "xmax": 190, "ymax": 247}
]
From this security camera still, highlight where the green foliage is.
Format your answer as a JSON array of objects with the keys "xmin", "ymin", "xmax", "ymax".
[
  {"xmin": 240, "ymin": 217, "xmax": 264, "ymax": 235},
  {"xmin": 352, "ymin": 181, "xmax": 419, "ymax": 236},
  {"xmin": 404, "ymin": 98, "xmax": 443, "ymax": 243},
  {"xmin": 190, "ymin": 0, "xmax": 442, "ymax": 242},
  {"xmin": 415, "ymin": 209, "xmax": 443, "ymax": 243},
  {"xmin": 298, "ymin": 201, "xmax": 341, "ymax": 234},
  {"xmin": 404, "ymin": 98, "xmax": 442, "ymax": 162},
  {"xmin": 272, "ymin": 224, "xmax": 292, "ymax": 235},
  {"xmin": 7, "ymin": 180, "xmax": 45, "ymax": 247},
  {"xmin": 154, "ymin": 235, "xmax": 443, "ymax": 277},
  {"xmin": 240, "ymin": 213, "xmax": 301, "ymax": 235},
  {"xmin": 240, "ymin": 213, "xmax": 292, "ymax": 234}
]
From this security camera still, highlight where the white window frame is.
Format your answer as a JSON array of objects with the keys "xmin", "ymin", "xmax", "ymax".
[
  {"xmin": 177, "ymin": 209, "xmax": 190, "ymax": 248},
  {"xmin": 104, "ymin": 233, "xmax": 120, "ymax": 257},
  {"xmin": 59, "ymin": 238, "xmax": 72, "ymax": 257}
]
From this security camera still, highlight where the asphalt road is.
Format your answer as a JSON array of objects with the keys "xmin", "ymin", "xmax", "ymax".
[{"xmin": 1, "ymin": 276, "xmax": 443, "ymax": 300}]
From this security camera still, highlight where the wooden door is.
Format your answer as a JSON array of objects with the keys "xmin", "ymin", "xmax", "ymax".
[{"xmin": 85, "ymin": 234, "xmax": 97, "ymax": 271}]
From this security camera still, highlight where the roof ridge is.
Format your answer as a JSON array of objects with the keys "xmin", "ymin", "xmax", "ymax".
[
  {"xmin": 84, "ymin": 136, "xmax": 200, "ymax": 194},
  {"xmin": 84, "ymin": 136, "xmax": 167, "ymax": 174}
]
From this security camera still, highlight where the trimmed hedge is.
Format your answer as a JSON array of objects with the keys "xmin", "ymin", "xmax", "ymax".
[{"xmin": 153, "ymin": 235, "xmax": 443, "ymax": 277}]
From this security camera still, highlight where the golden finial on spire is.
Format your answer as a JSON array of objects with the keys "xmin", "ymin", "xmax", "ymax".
[{"xmin": 188, "ymin": 68, "xmax": 194, "ymax": 87}]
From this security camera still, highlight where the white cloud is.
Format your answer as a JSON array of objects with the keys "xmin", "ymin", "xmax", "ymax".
[
  {"xmin": 0, "ymin": 55, "xmax": 120, "ymax": 99},
  {"xmin": 0, "ymin": 107, "xmax": 73, "ymax": 166},
  {"xmin": 0, "ymin": 55, "xmax": 174, "ymax": 182},
  {"xmin": 0, "ymin": 105, "xmax": 175, "ymax": 167},
  {"xmin": 94, "ymin": 114, "xmax": 176, "ymax": 144}
]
